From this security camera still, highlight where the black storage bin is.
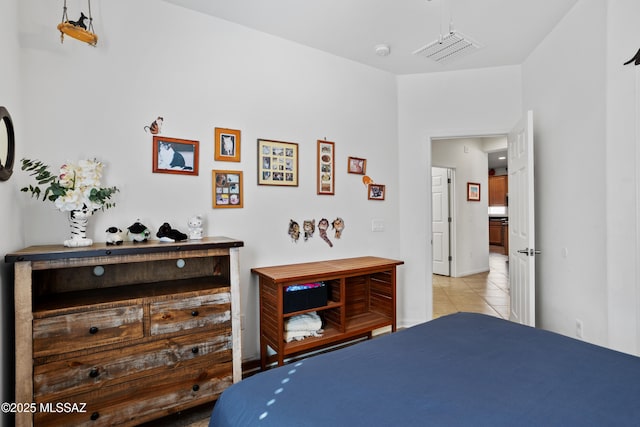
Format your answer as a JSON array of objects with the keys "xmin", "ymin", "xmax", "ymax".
[{"xmin": 283, "ymin": 282, "xmax": 328, "ymax": 314}]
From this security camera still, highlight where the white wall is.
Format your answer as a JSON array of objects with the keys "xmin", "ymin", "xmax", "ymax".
[
  {"xmin": 0, "ymin": 0, "xmax": 23, "ymax": 422},
  {"xmin": 605, "ymin": 0, "xmax": 640, "ymax": 354},
  {"xmin": 397, "ymin": 66, "xmax": 522, "ymax": 326},
  {"xmin": 432, "ymin": 138, "xmax": 490, "ymax": 277},
  {"xmin": 522, "ymin": 0, "xmax": 609, "ymax": 346},
  {"xmin": 15, "ymin": 0, "xmax": 400, "ymax": 361}
]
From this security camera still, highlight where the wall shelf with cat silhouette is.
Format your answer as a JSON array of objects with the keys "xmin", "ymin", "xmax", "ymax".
[
  {"xmin": 58, "ymin": 0, "xmax": 98, "ymax": 47},
  {"xmin": 57, "ymin": 22, "xmax": 98, "ymax": 46}
]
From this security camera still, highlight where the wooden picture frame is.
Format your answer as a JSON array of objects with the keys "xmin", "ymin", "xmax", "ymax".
[
  {"xmin": 214, "ymin": 128, "xmax": 241, "ymax": 162},
  {"xmin": 212, "ymin": 170, "xmax": 243, "ymax": 208},
  {"xmin": 467, "ymin": 182, "xmax": 481, "ymax": 201},
  {"xmin": 152, "ymin": 136, "xmax": 199, "ymax": 176},
  {"xmin": 317, "ymin": 140, "xmax": 335, "ymax": 195},
  {"xmin": 257, "ymin": 139, "xmax": 298, "ymax": 186},
  {"xmin": 368, "ymin": 183, "xmax": 385, "ymax": 200},
  {"xmin": 347, "ymin": 157, "xmax": 366, "ymax": 175}
]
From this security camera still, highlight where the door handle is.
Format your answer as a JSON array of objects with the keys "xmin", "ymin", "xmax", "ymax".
[{"xmin": 517, "ymin": 248, "xmax": 541, "ymax": 256}]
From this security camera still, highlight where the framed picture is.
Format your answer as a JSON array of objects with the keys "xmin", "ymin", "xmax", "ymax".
[
  {"xmin": 214, "ymin": 127, "xmax": 241, "ymax": 162},
  {"xmin": 368, "ymin": 183, "xmax": 386, "ymax": 200},
  {"xmin": 257, "ymin": 139, "xmax": 298, "ymax": 186},
  {"xmin": 152, "ymin": 136, "xmax": 199, "ymax": 176},
  {"xmin": 467, "ymin": 182, "xmax": 481, "ymax": 201},
  {"xmin": 212, "ymin": 170, "xmax": 243, "ymax": 208},
  {"xmin": 317, "ymin": 140, "xmax": 335, "ymax": 195},
  {"xmin": 348, "ymin": 157, "xmax": 366, "ymax": 175}
]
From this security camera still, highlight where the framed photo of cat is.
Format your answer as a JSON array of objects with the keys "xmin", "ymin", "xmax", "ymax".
[
  {"xmin": 368, "ymin": 184, "xmax": 386, "ymax": 201},
  {"xmin": 152, "ymin": 136, "xmax": 199, "ymax": 176},
  {"xmin": 214, "ymin": 127, "xmax": 241, "ymax": 162},
  {"xmin": 317, "ymin": 140, "xmax": 335, "ymax": 195},
  {"xmin": 257, "ymin": 139, "xmax": 298, "ymax": 186},
  {"xmin": 212, "ymin": 170, "xmax": 243, "ymax": 208}
]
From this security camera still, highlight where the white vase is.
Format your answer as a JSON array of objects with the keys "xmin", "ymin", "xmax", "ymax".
[{"xmin": 64, "ymin": 210, "xmax": 94, "ymax": 247}]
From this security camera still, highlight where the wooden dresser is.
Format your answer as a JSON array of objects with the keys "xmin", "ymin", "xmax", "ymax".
[
  {"xmin": 5, "ymin": 237, "xmax": 243, "ymax": 427},
  {"xmin": 252, "ymin": 256, "xmax": 403, "ymax": 368}
]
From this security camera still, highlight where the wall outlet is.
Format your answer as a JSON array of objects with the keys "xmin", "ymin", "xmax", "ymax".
[
  {"xmin": 371, "ymin": 219, "xmax": 385, "ymax": 232},
  {"xmin": 575, "ymin": 319, "xmax": 583, "ymax": 339}
]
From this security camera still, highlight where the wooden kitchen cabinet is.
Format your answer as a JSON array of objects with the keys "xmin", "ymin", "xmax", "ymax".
[
  {"xmin": 489, "ymin": 175, "xmax": 508, "ymax": 206},
  {"xmin": 489, "ymin": 220, "xmax": 503, "ymax": 245},
  {"xmin": 5, "ymin": 237, "xmax": 243, "ymax": 427}
]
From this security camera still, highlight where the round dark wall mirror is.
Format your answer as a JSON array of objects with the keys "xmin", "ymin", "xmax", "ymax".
[{"xmin": 0, "ymin": 106, "xmax": 15, "ymax": 181}]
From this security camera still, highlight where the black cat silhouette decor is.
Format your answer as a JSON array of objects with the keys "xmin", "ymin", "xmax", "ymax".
[
  {"xmin": 68, "ymin": 13, "xmax": 87, "ymax": 30},
  {"xmin": 623, "ymin": 48, "xmax": 640, "ymax": 66}
]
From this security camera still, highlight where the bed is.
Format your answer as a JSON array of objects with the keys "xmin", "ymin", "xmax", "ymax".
[{"xmin": 209, "ymin": 312, "xmax": 640, "ymax": 426}]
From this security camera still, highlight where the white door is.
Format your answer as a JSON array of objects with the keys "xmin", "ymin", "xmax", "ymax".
[
  {"xmin": 432, "ymin": 167, "xmax": 451, "ymax": 276},
  {"xmin": 508, "ymin": 110, "xmax": 536, "ymax": 326}
]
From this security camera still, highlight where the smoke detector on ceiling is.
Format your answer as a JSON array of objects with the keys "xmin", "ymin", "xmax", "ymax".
[{"xmin": 375, "ymin": 44, "xmax": 391, "ymax": 57}]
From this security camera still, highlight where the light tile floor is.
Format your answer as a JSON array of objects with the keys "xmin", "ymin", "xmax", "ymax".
[{"xmin": 433, "ymin": 252, "xmax": 510, "ymax": 320}]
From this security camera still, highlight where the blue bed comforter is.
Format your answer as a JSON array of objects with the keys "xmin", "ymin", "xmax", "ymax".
[{"xmin": 210, "ymin": 312, "xmax": 640, "ymax": 426}]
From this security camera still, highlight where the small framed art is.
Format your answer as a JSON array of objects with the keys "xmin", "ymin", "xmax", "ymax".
[
  {"xmin": 348, "ymin": 157, "xmax": 366, "ymax": 175},
  {"xmin": 368, "ymin": 184, "xmax": 385, "ymax": 200},
  {"xmin": 212, "ymin": 170, "xmax": 243, "ymax": 208},
  {"xmin": 214, "ymin": 127, "xmax": 241, "ymax": 162},
  {"xmin": 257, "ymin": 139, "xmax": 298, "ymax": 186},
  {"xmin": 317, "ymin": 140, "xmax": 335, "ymax": 195},
  {"xmin": 467, "ymin": 182, "xmax": 481, "ymax": 201},
  {"xmin": 153, "ymin": 136, "xmax": 199, "ymax": 176}
]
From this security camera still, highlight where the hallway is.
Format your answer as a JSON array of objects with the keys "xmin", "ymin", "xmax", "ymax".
[{"xmin": 433, "ymin": 252, "xmax": 510, "ymax": 319}]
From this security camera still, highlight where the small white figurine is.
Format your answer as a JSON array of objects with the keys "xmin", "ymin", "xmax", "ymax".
[{"xmin": 187, "ymin": 214, "xmax": 204, "ymax": 240}]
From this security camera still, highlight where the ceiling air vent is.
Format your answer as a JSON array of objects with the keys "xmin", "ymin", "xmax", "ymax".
[{"xmin": 413, "ymin": 31, "xmax": 481, "ymax": 63}]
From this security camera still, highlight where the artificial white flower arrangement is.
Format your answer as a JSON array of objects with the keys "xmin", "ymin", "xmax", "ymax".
[{"xmin": 21, "ymin": 158, "xmax": 118, "ymax": 212}]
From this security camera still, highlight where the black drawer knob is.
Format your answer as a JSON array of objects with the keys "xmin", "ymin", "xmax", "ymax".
[
  {"xmin": 192, "ymin": 384, "xmax": 200, "ymax": 392},
  {"xmin": 89, "ymin": 326, "xmax": 99, "ymax": 335},
  {"xmin": 90, "ymin": 412, "xmax": 100, "ymax": 421},
  {"xmin": 191, "ymin": 310, "xmax": 199, "ymax": 317},
  {"xmin": 191, "ymin": 346, "xmax": 199, "ymax": 354},
  {"xmin": 89, "ymin": 368, "xmax": 100, "ymax": 378}
]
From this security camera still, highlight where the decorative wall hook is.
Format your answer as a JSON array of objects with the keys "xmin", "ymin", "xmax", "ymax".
[{"xmin": 623, "ymin": 48, "xmax": 640, "ymax": 66}]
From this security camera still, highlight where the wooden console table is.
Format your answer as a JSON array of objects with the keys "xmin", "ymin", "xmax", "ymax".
[
  {"xmin": 252, "ymin": 256, "xmax": 403, "ymax": 368},
  {"xmin": 6, "ymin": 237, "xmax": 243, "ymax": 427}
]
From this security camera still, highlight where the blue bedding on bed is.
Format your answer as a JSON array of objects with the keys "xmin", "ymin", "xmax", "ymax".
[{"xmin": 210, "ymin": 312, "xmax": 640, "ymax": 426}]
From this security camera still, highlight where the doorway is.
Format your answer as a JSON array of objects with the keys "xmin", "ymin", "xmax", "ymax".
[{"xmin": 431, "ymin": 135, "xmax": 510, "ymax": 319}]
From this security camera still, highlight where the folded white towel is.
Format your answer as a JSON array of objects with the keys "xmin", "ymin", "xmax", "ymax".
[
  {"xmin": 284, "ymin": 312, "xmax": 324, "ymax": 342},
  {"xmin": 285, "ymin": 312, "xmax": 322, "ymax": 332}
]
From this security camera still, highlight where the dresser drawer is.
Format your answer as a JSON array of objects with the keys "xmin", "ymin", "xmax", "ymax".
[
  {"xmin": 150, "ymin": 290, "xmax": 231, "ymax": 336},
  {"xmin": 34, "ymin": 331, "xmax": 232, "ymax": 399},
  {"xmin": 34, "ymin": 360, "xmax": 233, "ymax": 426},
  {"xmin": 33, "ymin": 306, "xmax": 144, "ymax": 358}
]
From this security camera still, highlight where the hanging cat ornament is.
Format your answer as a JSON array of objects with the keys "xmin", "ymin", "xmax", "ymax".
[
  {"xmin": 144, "ymin": 116, "xmax": 163, "ymax": 135},
  {"xmin": 57, "ymin": 0, "xmax": 98, "ymax": 46},
  {"xmin": 332, "ymin": 217, "xmax": 345, "ymax": 239},
  {"xmin": 288, "ymin": 220, "xmax": 300, "ymax": 242},
  {"xmin": 318, "ymin": 218, "xmax": 333, "ymax": 247},
  {"xmin": 303, "ymin": 219, "xmax": 315, "ymax": 242}
]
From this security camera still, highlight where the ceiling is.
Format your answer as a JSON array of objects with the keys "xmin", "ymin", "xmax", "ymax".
[
  {"xmin": 163, "ymin": 0, "xmax": 578, "ymax": 75},
  {"xmin": 488, "ymin": 150, "xmax": 508, "ymax": 170}
]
